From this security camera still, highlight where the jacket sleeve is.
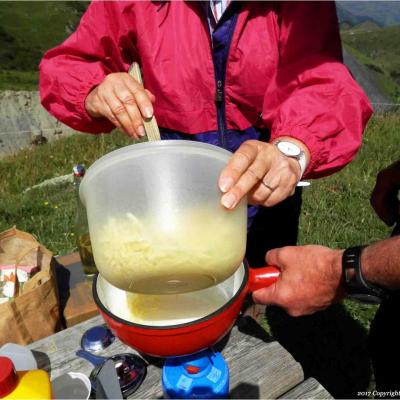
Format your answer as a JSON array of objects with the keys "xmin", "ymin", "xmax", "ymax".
[
  {"xmin": 39, "ymin": 2, "xmax": 135, "ymax": 134},
  {"xmin": 262, "ymin": 1, "xmax": 373, "ymax": 178}
]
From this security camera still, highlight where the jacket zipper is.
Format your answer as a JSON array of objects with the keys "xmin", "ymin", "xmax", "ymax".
[
  {"xmin": 212, "ymin": 7, "xmax": 239, "ymax": 150},
  {"xmin": 215, "ymin": 79, "xmax": 225, "ymax": 147}
]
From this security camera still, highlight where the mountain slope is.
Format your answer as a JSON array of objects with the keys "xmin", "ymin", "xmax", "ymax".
[
  {"xmin": 341, "ymin": 25, "xmax": 400, "ymax": 102},
  {"xmin": 337, "ymin": 1, "xmax": 400, "ymax": 27},
  {"xmin": 0, "ymin": 1, "xmax": 88, "ymax": 71},
  {"xmin": 342, "ymin": 48, "xmax": 391, "ymax": 112},
  {"xmin": 336, "ymin": 4, "xmax": 379, "ymax": 27}
]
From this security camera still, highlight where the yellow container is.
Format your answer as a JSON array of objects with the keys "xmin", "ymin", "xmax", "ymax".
[{"xmin": 0, "ymin": 357, "xmax": 52, "ymax": 399}]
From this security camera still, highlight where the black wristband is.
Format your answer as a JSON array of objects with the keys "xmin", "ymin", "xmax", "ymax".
[{"xmin": 342, "ymin": 246, "xmax": 389, "ymax": 304}]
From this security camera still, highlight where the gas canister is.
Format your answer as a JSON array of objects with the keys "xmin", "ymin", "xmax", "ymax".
[{"xmin": 162, "ymin": 350, "xmax": 229, "ymax": 399}]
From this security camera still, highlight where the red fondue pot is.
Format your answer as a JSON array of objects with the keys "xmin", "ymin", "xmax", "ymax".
[{"xmin": 93, "ymin": 262, "xmax": 279, "ymax": 358}]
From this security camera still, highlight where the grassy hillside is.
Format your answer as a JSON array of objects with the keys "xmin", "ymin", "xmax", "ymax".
[
  {"xmin": 341, "ymin": 24, "xmax": 400, "ymax": 102},
  {"xmin": 0, "ymin": 1, "xmax": 88, "ymax": 89}
]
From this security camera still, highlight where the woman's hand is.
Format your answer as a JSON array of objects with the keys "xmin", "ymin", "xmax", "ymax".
[
  {"xmin": 218, "ymin": 139, "xmax": 308, "ymax": 209},
  {"xmin": 85, "ymin": 72, "xmax": 156, "ymax": 139}
]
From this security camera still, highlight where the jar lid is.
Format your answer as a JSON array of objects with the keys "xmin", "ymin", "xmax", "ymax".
[
  {"xmin": 81, "ymin": 325, "xmax": 115, "ymax": 353},
  {"xmin": 0, "ymin": 357, "xmax": 18, "ymax": 397}
]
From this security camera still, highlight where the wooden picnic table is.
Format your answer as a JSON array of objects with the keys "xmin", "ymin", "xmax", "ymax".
[{"xmin": 29, "ymin": 315, "xmax": 333, "ymax": 399}]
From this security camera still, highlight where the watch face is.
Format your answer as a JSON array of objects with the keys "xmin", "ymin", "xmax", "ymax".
[{"xmin": 277, "ymin": 141, "xmax": 301, "ymax": 157}]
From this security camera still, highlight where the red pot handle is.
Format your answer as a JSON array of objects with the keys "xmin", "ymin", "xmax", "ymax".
[{"xmin": 248, "ymin": 266, "xmax": 280, "ymax": 292}]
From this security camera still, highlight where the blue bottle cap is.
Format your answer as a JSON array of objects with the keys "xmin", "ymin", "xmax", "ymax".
[{"xmin": 81, "ymin": 325, "xmax": 115, "ymax": 353}]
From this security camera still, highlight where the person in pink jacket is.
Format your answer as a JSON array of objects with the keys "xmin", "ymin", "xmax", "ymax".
[
  {"xmin": 40, "ymin": 3, "xmax": 374, "ymax": 394},
  {"xmin": 40, "ymin": 1, "xmax": 372, "ymax": 268}
]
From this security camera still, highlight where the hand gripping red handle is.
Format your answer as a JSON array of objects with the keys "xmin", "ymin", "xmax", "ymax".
[{"xmin": 248, "ymin": 266, "xmax": 280, "ymax": 293}]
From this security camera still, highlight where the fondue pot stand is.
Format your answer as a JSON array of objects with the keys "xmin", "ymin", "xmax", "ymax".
[{"xmin": 93, "ymin": 262, "xmax": 279, "ymax": 358}]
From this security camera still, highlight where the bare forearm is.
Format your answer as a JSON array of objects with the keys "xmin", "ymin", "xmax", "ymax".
[{"xmin": 361, "ymin": 236, "xmax": 400, "ymax": 289}]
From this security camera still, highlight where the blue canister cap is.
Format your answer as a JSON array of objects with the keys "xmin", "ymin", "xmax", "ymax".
[
  {"xmin": 81, "ymin": 326, "xmax": 115, "ymax": 353},
  {"xmin": 162, "ymin": 350, "xmax": 229, "ymax": 399}
]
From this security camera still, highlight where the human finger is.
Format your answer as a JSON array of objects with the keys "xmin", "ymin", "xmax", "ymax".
[
  {"xmin": 265, "ymin": 248, "xmax": 282, "ymax": 267},
  {"xmin": 84, "ymin": 87, "xmax": 105, "ymax": 118},
  {"xmin": 252, "ymin": 284, "xmax": 280, "ymax": 306},
  {"xmin": 220, "ymin": 142, "xmax": 277, "ymax": 209},
  {"xmin": 115, "ymin": 84, "xmax": 147, "ymax": 137},
  {"xmin": 103, "ymin": 102, "xmax": 140, "ymax": 139},
  {"xmin": 261, "ymin": 169, "xmax": 298, "ymax": 207},
  {"xmin": 102, "ymin": 94, "xmax": 138, "ymax": 139},
  {"xmin": 247, "ymin": 166, "xmax": 282, "ymax": 206},
  {"xmin": 113, "ymin": 81, "xmax": 146, "ymax": 137},
  {"xmin": 219, "ymin": 141, "xmax": 260, "ymax": 194},
  {"xmin": 101, "ymin": 90, "xmax": 138, "ymax": 137},
  {"xmin": 221, "ymin": 152, "xmax": 274, "ymax": 209},
  {"xmin": 101, "ymin": 102, "xmax": 123, "ymax": 131},
  {"xmin": 145, "ymin": 89, "xmax": 156, "ymax": 103},
  {"xmin": 123, "ymin": 75, "xmax": 154, "ymax": 119},
  {"xmin": 247, "ymin": 180, "xmax": 275, "ymax": 205}
]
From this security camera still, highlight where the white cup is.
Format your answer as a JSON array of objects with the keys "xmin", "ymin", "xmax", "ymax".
[{"xmin": 52, "ymin": 372, "xmax": 91, "ymax": 400}]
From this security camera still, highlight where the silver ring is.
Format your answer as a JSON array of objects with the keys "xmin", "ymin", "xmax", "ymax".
[{"xmin": 261, "ymin": 181, "xmax": 274, "ymax": 191}]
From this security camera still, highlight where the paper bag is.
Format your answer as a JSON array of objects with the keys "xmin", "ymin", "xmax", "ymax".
[{"xmin": 0, "ymin": 227, "xmax": 62, "ymax": 345}]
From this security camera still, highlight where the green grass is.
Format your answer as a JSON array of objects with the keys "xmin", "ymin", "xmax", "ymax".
[
  {"xmin": 341, "ymin": 25, "xmax": 400, "ymax": 102},
  {"xmin": 0, "ymin": 130, "xmax": 132, "ymax": 253},
  {"xmin": 298, "ymin": 113, "xmax": 396, "ymax": 250},
  {"xmin": 0, "ymin": 70, "xmax": 38, "ymax": 91}
]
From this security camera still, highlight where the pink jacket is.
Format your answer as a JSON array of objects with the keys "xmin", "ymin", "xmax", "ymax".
[{"xmin": 39, "ymin": 1, "xmax": 373, "ymax": 178}]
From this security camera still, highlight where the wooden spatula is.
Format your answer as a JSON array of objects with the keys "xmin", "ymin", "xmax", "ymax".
[{"xmin": 128, "ymin": 62, "xmax": 161, "ymax": 141}]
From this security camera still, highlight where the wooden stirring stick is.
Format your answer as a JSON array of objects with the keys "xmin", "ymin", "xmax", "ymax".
[{"xmin": 128, "ymin": 62, "xmax": 161, "ymax": 141}]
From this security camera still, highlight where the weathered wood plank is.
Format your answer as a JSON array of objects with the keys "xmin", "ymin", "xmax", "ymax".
[
  {"xmin": 63, "ymin": 281, "xmax": 98, "ymax": 327},
  {"xmin": 29, "ymin": 315, "xmax": 304, "ymax": 399},
  {"xmin": 55, "ymin": 253, "xmax": 99, "ymax": 327},
  {"xmin": 280, "ymin": 378, "xmax": 333, "ymax": 399},
  {"xmin": 28, "ymin": 316, "xmax": 104, "ymax": 380},
  {"xmin": 226, "ymin": 318, "xmax": 304, "ymax": 399}
]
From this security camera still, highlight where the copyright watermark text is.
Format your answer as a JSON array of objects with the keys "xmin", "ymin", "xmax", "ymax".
[{"xmin": 358, "ymin": 390, "xmax": 400, "ymax": 398}]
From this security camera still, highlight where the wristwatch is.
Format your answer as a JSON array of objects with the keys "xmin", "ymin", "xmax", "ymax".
[
  {"xmin": 342, "ymin": 246, "xmax": 389, "ymax": 304},
  {"xmin": 273, "ymin": 140, "xmax": 307, "ymax": 178}
]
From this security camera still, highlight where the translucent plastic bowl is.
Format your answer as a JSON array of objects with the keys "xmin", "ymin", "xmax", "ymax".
[{"xmin": 80, "ymin": 141, "xmax": 247, "ymax": 294}]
